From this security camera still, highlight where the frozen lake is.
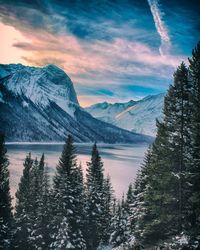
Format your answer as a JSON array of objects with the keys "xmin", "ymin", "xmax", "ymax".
[{"xmin": 6, "ymin": 143, "xmax": 149, "ymax": 201}]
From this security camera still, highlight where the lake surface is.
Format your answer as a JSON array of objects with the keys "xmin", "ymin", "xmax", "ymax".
[{"xmin": 6, "ymin": 143, "xmax": 149, "ymax": 201}]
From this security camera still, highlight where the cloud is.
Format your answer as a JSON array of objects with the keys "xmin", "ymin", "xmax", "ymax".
[
  {"xmin": 77, "ymin": 83, "xmax": 164, "ymax": 107},
  {"xmin": 13, "ymin": 28, "xmax": 182, "ymax": 80},
  {"xmin": 4, "ymin": 20, "xmax": 184, "ymax": 101},
  {"xmin": 0, "ymin": 22, "xmax": 31, "ymax": 64},
  {"xmin": 1, "ymin": 0, "xmax": 196, "ymax": 106},
  {"xmin": 21, "ymin": 56, "xmax": 66, "ymax": 69},
  {"xmin": 147, "ymin": 0, "xmax": 171, "ymax": 55}
]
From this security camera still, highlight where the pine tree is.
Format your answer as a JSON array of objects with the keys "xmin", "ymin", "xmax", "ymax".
[
  {"xmin": 85, "ymin": 143, "xmax": 105, "ymax": 250},
  {"xmin": 109, "ymin": 201, "xmax": 122, "ymax": 248},
  {"xmin": 51, "ymin": 135, "xmax": 86, "ymax": 250},
  {"xmin": 13, "ymin": 153, "xmax": 34, "ymax": 249},
  {"xmin": 130, "ymin": 146, "xmax": 155, "ymax": 247},
  {"xmin": 0, "ymin": 133, "xmax": 12, "ymax": 250},
  {"xmin": 30, "ymin": 158, "xmax": 40, "ymax": 216},
  {"xmin": 109, "ymin": 196, "xmax": 130, "ymax": 248},
  {"xmin": 125, "ymin": 184, "xmax": 134, "ymax": 217},
  {"xmin": 132, "ymin": 62, "xmax": 193, "ymax": 248},
  {"xmin": 164, "ymin": 63, "xmax": 192, "ymax": 235},
  {"xmin": 31, "ymin": 155, "xmax": 52, "ymax": 250},
  {"xmin": 50, "ymin": 217, "xmax": 73, "ymax": 250},
  {"xmin": 188, "ymin": 41, "xmax": 200, "ymax": 247},
  {"xmin": 14, "ymin": 153, "xmax": 52, "ymax": 250},
  {"xmin": 100, "ymin": 175, "xmax": 114, "ymax": 247},
  {"xmin": 124, "ymin": 183, "xmax": 137, "ymax": 247},
  {"xmin": 116, "ymin": 184, "xmax": 140, "ymax": 249},
  {"xmin": 76, "ymin": 163, "xmax": 87, "ymax": 240}
]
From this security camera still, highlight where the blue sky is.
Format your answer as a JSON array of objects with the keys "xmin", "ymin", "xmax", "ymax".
[{"xmin": 0, "ymin": 0, "xmax": 199, "ymax": 106}]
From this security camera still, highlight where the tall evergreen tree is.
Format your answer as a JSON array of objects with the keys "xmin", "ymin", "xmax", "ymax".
[
  {"xmin": 13, "ymin": 155, "xmax": 48, "ymax": 249},
  {"xmin": 109, "ymin": 196, "xmax": 130, "ymax": 249},
  {"xmin": 125, "ymin": 184, "xmax": 134, "ymax": 218},
  {"xmin": 131, "ymin": 148, "xmax": 152, "ymax": 245},
  {"xmin": 30, "ymin": 154, "xmax": 52, "ymax": 250},
  {"xmin": 133, "ymin": 62, "xmax": 193, "ymax": 248},
  {"xmin": 85, "ymin": 143, "xmax": 105, "ymax": 250},
  {"xmin": 100, "ymin": 175, "xmax": 114, "ymax": 247},
  {"xmin": 164, "ymin": 63, "xmax": 192, "ymax": 235},
  {"xmin": 51, "ymin": 217, "xmax": 72, "ymax": 250},
  {"xmin": 124, "ymin": 183, "xmax": 137, "ymax": 246},
  {"xmin": 188, "ymin": 41, "xmax": 200, "ymax": 247},
  {"xmin": 51, "ymin": 135, "xmax": 86, "ymax": 250},
  {"xmin": 114, "ymin": 185, "xmax": 138, "ymax": 249},
  {"xmin": 0, "ymin": 133, "xmax": 12, "ymax": 250},
  {"xmin": 13, "ymin": 153, "xmax": 34, "ymax": 249}
]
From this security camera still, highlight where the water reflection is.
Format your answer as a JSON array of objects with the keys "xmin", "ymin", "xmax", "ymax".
[{"xmin": 6, "ymin": 143, "xmax": 149, "ymax": 201}]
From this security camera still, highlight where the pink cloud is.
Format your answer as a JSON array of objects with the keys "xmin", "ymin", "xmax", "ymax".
[{"xmin": 1, "ymin": 22, "xmax": 186, "ymax": 87}]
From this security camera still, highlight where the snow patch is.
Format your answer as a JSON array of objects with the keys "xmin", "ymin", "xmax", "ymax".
[
  {"xmin": 22, "ymin": 101, "xmax": 29, "ymax": 107},
  {"xmin": 85, "ymin": 93, "xmax": 165, "ymax": 136},
  {"xmin": 0, "ymin": 64, "xmax": 79, "ymax": 117}
]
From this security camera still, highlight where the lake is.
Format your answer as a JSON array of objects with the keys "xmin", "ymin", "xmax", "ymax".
[{"xmin": 6, "ymin": 143, "xmax": 149, "ymax": 201}]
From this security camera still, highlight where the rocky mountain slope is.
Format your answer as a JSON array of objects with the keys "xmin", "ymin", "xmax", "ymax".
[
  {"xmin": 85, "ymin": 93, "xmax": 165, "ymax": 136},
  {"xmin": 0, "ymin": 64, "xmax": 152, "ymax": 143}
]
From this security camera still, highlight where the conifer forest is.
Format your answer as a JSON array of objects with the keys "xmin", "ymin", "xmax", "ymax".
[{"xmin": 0, "ymin": 42, "xmax": 200, "ymax": 249}]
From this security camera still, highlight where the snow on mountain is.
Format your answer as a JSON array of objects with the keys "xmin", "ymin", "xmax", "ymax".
[
  {"xmin": 0, "ymin": 64, "xmax": 79, "ymax": 117},
  {"xmin": 85, "ymin": 93, "xmax": 165, "ymax": 136},
  {"xmin": 0, "ymin": 63, "xmax": 153, "ymax": 143}
]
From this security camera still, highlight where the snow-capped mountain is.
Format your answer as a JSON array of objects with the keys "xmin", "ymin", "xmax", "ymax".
[
  {"xmin": 0, "ymin": 64, "xmax": 79, "ymax": 117},
  {"xmin": 85, "ymin": 93, "xmax": 165, "ymax": 136},
  {"xmin": 0, "ymin": 64, "xmax": 152, "ymax": 143}
]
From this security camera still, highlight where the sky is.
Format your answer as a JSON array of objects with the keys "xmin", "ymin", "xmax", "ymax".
[{"xmin": 0, "ymin": 0, "xmax": 199, "ymax": 107}]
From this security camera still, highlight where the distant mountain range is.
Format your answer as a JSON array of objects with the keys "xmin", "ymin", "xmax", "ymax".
[
  {"xmin": 85, "ymin": 93, "xmax": 165, "ymax": 136},
  {"xmin": 0, "ymin": 64, "xmax": 152, "ymax": 143}
]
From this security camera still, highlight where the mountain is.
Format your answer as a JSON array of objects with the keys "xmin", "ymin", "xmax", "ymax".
[
  {"xmin": 85, "ymin": 93, "xmax": 165, "ymax": 136},
  {"xmin": 0, "ymin": 64, "xmax": 152, "ymax": 143}
]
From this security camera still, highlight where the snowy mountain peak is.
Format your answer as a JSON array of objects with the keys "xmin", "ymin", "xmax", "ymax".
[
  {"xmin": 85, "ymin": 93, "xmax": 165, "ymax": 136},
  {"xmin": 127, "ymin": 99, "xmax": 135, "ymax": 104},
  {"xmin": 44, "ymin": 64, "xmax": 62, "ymax": 71},
  {"xmin": 140, "ymin": 93, "xmax": 165, "ymax": 102},
  {"xmin": 0, "ymin": 63, "xmax": 79, "ymax": 117},
  {"xmin": 0, "ymin": 63, "xmax": 153, "ymax": 143}
]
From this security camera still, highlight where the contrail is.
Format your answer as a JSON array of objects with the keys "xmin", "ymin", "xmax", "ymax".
[{"xmin": 147, "ymin": 0, "xmax": 170, "ymax": 56}]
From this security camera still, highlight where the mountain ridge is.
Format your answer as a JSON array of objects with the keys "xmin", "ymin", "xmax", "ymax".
[
  {"xmin": 0, "ymin": 63, "xmax": 153, "ymax": 143},
  {"xmin": 85, "ymin": 93, "xmax": 165, "ymax": 136}
]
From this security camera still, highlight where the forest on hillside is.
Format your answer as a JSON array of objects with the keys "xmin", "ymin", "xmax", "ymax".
[{"xmin": 0, "ymin": 42, "xmax": 200, "ymax": 250}]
